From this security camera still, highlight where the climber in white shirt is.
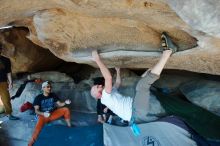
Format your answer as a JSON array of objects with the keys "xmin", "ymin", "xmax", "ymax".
[{"xmin": 90, "ymin": 32, "xmax": 177, "ymax": 123}]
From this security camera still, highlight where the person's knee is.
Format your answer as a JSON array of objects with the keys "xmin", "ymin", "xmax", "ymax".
[
  {"xmin": 61, "ymin": 107, "xmax": 71, "ymax": 118},
  {"xmin": 61, "ymin": 107, "xmax": 70, "ymax": 112},
  {"xmin": 36, "ymin": 116, "xmax": 46, "ymax": 129},
  {"xmin": 136, "ymin": 79, "xmax": 150, "ymax": 91},
  {"xmin": 136, "ymin": 75, "xmax": 159, "ymax": 91}
]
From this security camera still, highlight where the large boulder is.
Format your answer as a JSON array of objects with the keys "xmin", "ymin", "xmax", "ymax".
[
  {"xmin": 180, "ymin": 79, "xmax": 220, "ymax": 116},
  {"xmin": 27, "ymin": 71, "xmax": 74, "ymax": 82},
  {"xmin": 153, "ymin": 72, "xmax": 201, "ymax": 93},
  {"xmin": 0, "ymin": 28, "xmax": 65, "ymax": 73},
  {"xmin": 166, "ymin": 0, "xmax": 220, "ymax": 37},
  {"xmin": 0, "ymin": 0, "xmax": 220, "ymax": 75}
]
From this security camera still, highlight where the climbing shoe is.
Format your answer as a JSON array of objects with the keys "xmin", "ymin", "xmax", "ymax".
[{"xmin": 161, "ymin": 32, "xmax": 178, "ymax": 54}]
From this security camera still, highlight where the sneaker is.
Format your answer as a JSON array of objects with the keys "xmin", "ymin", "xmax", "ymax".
[
  {"xmin": 8, "ymin": 115, "xmax": 19, "ymax": 120},
  {"xmin": 161, "ymin": 32, "xmax": 178, "ymax": 54}
]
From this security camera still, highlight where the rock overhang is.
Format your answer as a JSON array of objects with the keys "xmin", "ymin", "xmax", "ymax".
[{"xmin": 0, "ymin": 0, "xmax": 220, "ymax": 75}]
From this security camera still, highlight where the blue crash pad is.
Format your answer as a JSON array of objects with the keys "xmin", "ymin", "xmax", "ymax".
[{"xmin": 35, "ymin": 124, "xmax": 103, "ymax": 146}]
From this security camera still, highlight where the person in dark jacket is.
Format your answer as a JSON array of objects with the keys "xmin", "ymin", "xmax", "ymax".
[{"xmin": 0, "ymin": 43, "xmax": 19, "ymax": 120}]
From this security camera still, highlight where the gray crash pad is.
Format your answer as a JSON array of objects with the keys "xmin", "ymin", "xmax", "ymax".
[{"xmin": 103, "ymin": 122, "xmax": 197, "ymax": 146}]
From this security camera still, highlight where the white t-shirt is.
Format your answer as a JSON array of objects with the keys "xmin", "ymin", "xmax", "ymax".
[{"xmin": 101, "ymin": 88, "xmax": 133, "ymax": 121}]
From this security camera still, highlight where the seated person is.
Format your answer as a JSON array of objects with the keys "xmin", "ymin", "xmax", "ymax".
[
  {"xmin": 28, "ymin": 81, "xmax": 72, "ymax": 146},
  {"xmin": 97, "ymin": 98, "xmax": 115, "ymax": 124}
]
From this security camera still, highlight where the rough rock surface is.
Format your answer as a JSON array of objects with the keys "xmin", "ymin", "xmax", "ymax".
[
  {"xmin": 180, "ymin": 79, "xmax": 220, "ymax": 116},
  {"xmin": 10, "ymin": 70, "xmax": 165, "ymax": 121},
  {"xmin": 0, "ymin": 0, "xmax": 219, "ymax": 75},
  {"xmin": 0, "ymin": 28, "xmax": 65, "ymax": 73},
  {"xmin": 153, "ymin": 72, "xmax": 201, "ymax": 93}
]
